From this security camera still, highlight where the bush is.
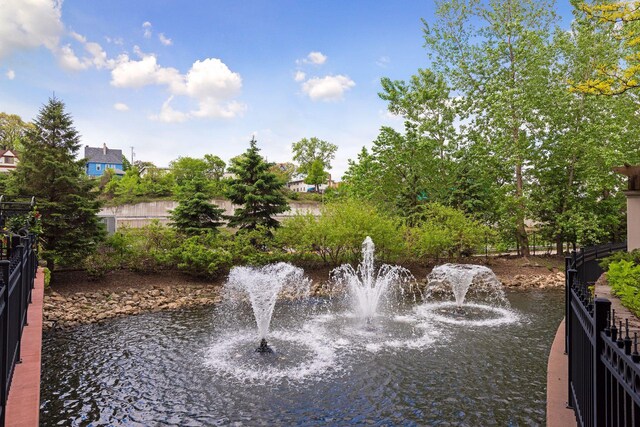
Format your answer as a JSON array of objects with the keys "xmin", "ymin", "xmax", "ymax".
[
  {"xmin": 600, "ymin": 249, "xmax": 640, "ymax": 271},
  {"xmin": 607, "ymin": 260, "xmax": 640, "ymax": 316},
  {"xmin": 172, "ymin": 234, "xmax": 232, "ymax": 278},
  {"xmin": 83, "ymin": 221, "xmax": 179, "ymax": 277},
  {"xmin": 276, "ymin": 199, "xmax": 405, "ymax": 265},
  {"xmin": 406, "ymin": 203, "xmax": 493, "ymax": 261},
  {"xmin": 43, "ymin": 267, "xmax": 51, "ymax": 288}
]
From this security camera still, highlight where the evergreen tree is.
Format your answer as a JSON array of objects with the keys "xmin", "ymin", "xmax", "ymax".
[
  {"xmin": 226, "ymin": 138, "xmax": 289, "ymax": 232},
  {"xmin": 11, "ymin": 97, "xmax": 103, "ymax": 270},
  {"xmin": 170, "ymin": 178, "xmax": 225, "ymax": 235}
]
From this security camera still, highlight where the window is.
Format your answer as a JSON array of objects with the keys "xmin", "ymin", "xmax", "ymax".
[
  {"xmin": 4, "ymin": 156, "xmax": 13, "ymax": 164},
  {"xmin": 96, "ymin": 164, "xmax": 101, "ymax": 171}
]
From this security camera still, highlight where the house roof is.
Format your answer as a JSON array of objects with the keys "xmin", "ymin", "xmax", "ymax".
[
  {"xmin": 85, "ymin": 145, "xmax": 122, "ymax": 164},
  {"xmin": 0, "ymin": 150, "xmax": 18, "ymax": 158}
]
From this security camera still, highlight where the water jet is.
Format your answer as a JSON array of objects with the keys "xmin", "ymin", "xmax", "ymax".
[{"xmin": 331, "ymin": 237, "xmax": 415, "ymax": 320}]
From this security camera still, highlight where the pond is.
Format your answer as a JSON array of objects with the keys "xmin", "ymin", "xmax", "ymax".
[{"xmin": 41, "ymin": 290, "xmax": 563, "ymax": 426}]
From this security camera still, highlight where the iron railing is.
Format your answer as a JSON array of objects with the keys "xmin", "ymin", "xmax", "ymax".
[
  {"xmin": 566, "ymin": 242, "xmax": 640, "ymax": 426},
  {"xmin": 0, "ymin": 194, "xmax": 39, "ymax": 427}
]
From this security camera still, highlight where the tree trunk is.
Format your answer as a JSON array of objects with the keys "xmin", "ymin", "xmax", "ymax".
[
  {"xmin": 556, "ymin": 237, "xmax": 564, "ymax": 256},
  {"xmin": 515, "ymin": 163, "xmax": 530, "ymax": 257}
]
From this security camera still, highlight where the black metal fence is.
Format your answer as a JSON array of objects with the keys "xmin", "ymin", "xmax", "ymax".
[
  {"xmin": 566, "ymin": 242, "xmax": 640, "ymax": 426},
  {"xmin": 0, "ymin": 196, "xmax": 39, "ymax": 427}
]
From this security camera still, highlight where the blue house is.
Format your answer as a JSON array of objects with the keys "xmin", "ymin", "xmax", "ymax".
[{"xmin": 85, "ymin": 144, "xmax": 124, "ymax": 177}]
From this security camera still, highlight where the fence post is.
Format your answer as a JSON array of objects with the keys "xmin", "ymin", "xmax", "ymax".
[
  {"xmin": 593, "ymin": 298, "xmax": 611, "ymax": 427},
  {"xmin": 567, "ymin": 268, "xmax": 577, "ymax": 408},
  {"xmin": 14, "ymin": 243, "xmax": 23, "ymax": 364},
  {"xmin": 565, "ymin": 255, "xmax": 572, "ymax": 355},
  {"xmin": 0, "ymin": 259, "xmax": 9, "ymax": 411}
]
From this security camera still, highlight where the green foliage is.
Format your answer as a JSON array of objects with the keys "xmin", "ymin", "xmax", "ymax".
[
  {"xmin": 406, "ymin": 203, "xmax": 493, "ymax": 261},
  {"xmin": 10, "ymin": 98, "xmax": 103, "ymax": 270},
  {"xmin": 226, "ymin": 138, "xmax": 289, "ymax": 233},
  {"xmin": 291, "ymin": 137, "xmax": 337, "ymax": 177},
  {"xmin": 276, "ymin": 199, "xmax": 404, "ymax": 265},
  {"xmin": 607, "ymin": 260, "xmax": 640, "ymax": 317},
  {"xmin": 270, "ymin": 162, "xmax": 296, "ymax": 184},
  {"xmin": 172, "ymin": 234, "xmax": 232, "ymax": 278},
  {"xmin": 42, "ymin": 267, "xmax": 51, "ymax": 289},
  {"xmin": 0, "ymin": 112, "xmax": 33, "ymax": 151},
  {"xmin": 110, "ymin": 221, "xmax": 178, "ymax": 273},
  {"xmin": 170, "ymin": 178, "xmax": 225, "ymax": 235},
  {"xmin": 600, "ymin": 250, "xmax": 640, "ymax": 271},
  {"xmin": 305, "ymin": 159, "xmax": 328, "ymax": 192}
]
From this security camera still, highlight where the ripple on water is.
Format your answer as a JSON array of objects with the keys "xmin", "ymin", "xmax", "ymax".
[
  {"xmin": 40, "ymin": 290, "xmax": 565, "ymax": 426},
  {"xmin": 415, "ymin": 301, "xmax": 520, "ymax": 327},
  {"xmin": 204, "ymin": 329, "xmax": 337, "ymax": 383}
]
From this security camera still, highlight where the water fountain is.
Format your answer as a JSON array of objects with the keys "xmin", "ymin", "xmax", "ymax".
[
  {"xmin": 224, "ymin": 262, "xmax": 311, "ymax": 353},
  {"xmin": 425, "ymin": 264, "xmax": 507, "ymax": 307},
  {"xmin": 330, "ymin": 237, "xmax": 415, "ymax": 322},
  {"xmin": 418, "ymin": 263, "xmax": 517, "ymax": 326}
]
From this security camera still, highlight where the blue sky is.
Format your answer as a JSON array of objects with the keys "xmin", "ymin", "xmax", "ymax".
[{"xmin": 0, "ymin": 0, "xmax": 575, "ymax": 178}]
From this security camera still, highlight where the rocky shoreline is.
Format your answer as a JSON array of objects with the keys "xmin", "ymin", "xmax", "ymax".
[
  {"xmin": 43, "ymin": 269, "xmax": 565, "ymax": 330},
  {"xmin": 44, "ymin": 285, "xmax": 222, "ymax": 329}
]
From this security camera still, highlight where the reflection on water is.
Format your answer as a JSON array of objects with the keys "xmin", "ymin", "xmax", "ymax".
[{"xmin": 40, "ymin": 290, "xmax": 563, "ymax": 426}]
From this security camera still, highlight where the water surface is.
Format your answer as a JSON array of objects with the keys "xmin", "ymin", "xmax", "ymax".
[{"xmin": 41, "ymin": 290, "xmax": 563, "ymax": 426}]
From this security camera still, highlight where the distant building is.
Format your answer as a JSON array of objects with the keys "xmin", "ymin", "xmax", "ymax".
[
  {"xmin": 287, "ymin": 174, "xmax": 334, "ymax": 193},
  {"xmin": 85, "ymin": 144, "xmax": 124, "ymax": 177},
  {"xmin": 287, "ymin": 179, "xmax": 315, "ymax": 193},
  {"xmin": 139, "ymin": 165, "xmax": 170, "ymax": 177},
  {"xmin": 0, "ymin": 150, "xmax": 19, "ymax": 173}
]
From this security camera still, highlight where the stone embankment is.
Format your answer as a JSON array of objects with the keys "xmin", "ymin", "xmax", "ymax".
[
  {"xmin": 500, "ymin": 271, "xmax": 565, "ymax": 289},
  {"xmin": 43, "ymin": 269, "xmax": 564, "ymax": 329},
  {"xmin": 44, "ymin": 285, "xmax": 222, "ymax": 329}
]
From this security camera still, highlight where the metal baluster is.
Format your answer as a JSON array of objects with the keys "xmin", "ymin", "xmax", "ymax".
[
  {"xmin": 624, "ymin": 319, "xmax": 632, "ymax": 355},
  {"xmin": 617, "ymin": 321, "xmax": 625, "ymax": 348},
  {"xmin": 632, "ymin": 333, "xmax": 640, "ymax": 364}
]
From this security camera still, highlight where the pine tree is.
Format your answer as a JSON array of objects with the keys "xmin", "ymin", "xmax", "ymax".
[
  {"xmin": 11, "ymin": 97, "xmax": 103, "ymax": 270},
  {"xmin": 226, "ymin": 138, "xmax": 289, "ymax": 232},
  {"xmin": 170, "ymin": 178, "xmax": 225, "ymax": 235}
]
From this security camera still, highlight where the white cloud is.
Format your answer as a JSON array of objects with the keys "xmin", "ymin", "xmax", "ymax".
[
  {"xmin": 158, "ymin": 33, "xmax": 172, "ymax": 46},
  {"xmin": 306, "ymin": 51, "xmax": 327, "ymax": 65},
  {"xmin": 142, "ymin": 21, "xmax": 152, "ymax": 38},
  {"xmin": 184, "ymin": 58, "xmax": 242, "ymax": 99},
  {"xmin": 55, "ymin": 44, "xmax": 88, "ymax": 70},
  {"xmin": 294, "ymin": 70, "xmax": 306, "ymax": 82},
  {"xmin": 113, "ymin": 55, "xmax": 245, "ymax": 122},
  {"xmin": 0, "ymin": 0, "xmax": 64, "ymax": 59},
  {"xmin": 110, "ymin": 54, "xmax": 183, "ymax": 91},
  {"xmin": 6, "ymin": 69, "xmax": 15, "ymax": 80},
  {"xmin": 104, "ymin": 36, "xmax": 123, "ymax": 45},
  {"xmin": 0, "ymin": 1, "xmax": 110, "ymax": 71},
  {"xmin": 113, "ymin": 102, "xmax": 129, "ymax": 111},
  {"xmin": 376, "ymin": 56, "xmax": 390, "ymax": 67},
  {"xmin": 191, "ymin": 99, "xmax": 247, "ymax": 119},
  {"xmin": 150, "ymin": 96, "xmax": 189, "ymax": 123},
  {"xmin": 54, "ymin": 36, "xmax": 113, "ymax": 71},
  {"xmin": 301, "ymin": 75, "xmax": 355, "ymax": 101}
]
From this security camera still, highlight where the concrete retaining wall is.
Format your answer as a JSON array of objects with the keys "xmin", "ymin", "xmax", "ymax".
[{"xmin": 99, "ymin": 199, "xmax": 321, "ymax": 230}]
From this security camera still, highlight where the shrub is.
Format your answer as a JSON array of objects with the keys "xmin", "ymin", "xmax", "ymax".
[
  {"xmin": 172, "ymin": 235, "xmax": 232, "ymax": 278},
  {"xmin": 43, "ymin": 267, "xmax": 51, "ymax": 288},
  {"xmin": 600, "ymin": 249, "xmax": 640, "ymax": 271},
  {"xmin": 607, "ymin": 260, "xmax": 640, "ymax": 317},
  {"xmin": 276, "ymin": 199, "xmax": 404, "ymax": 265},
  {"xmin": 406, "ymin": 203, "xmax": 493, "ymax": 261}
]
